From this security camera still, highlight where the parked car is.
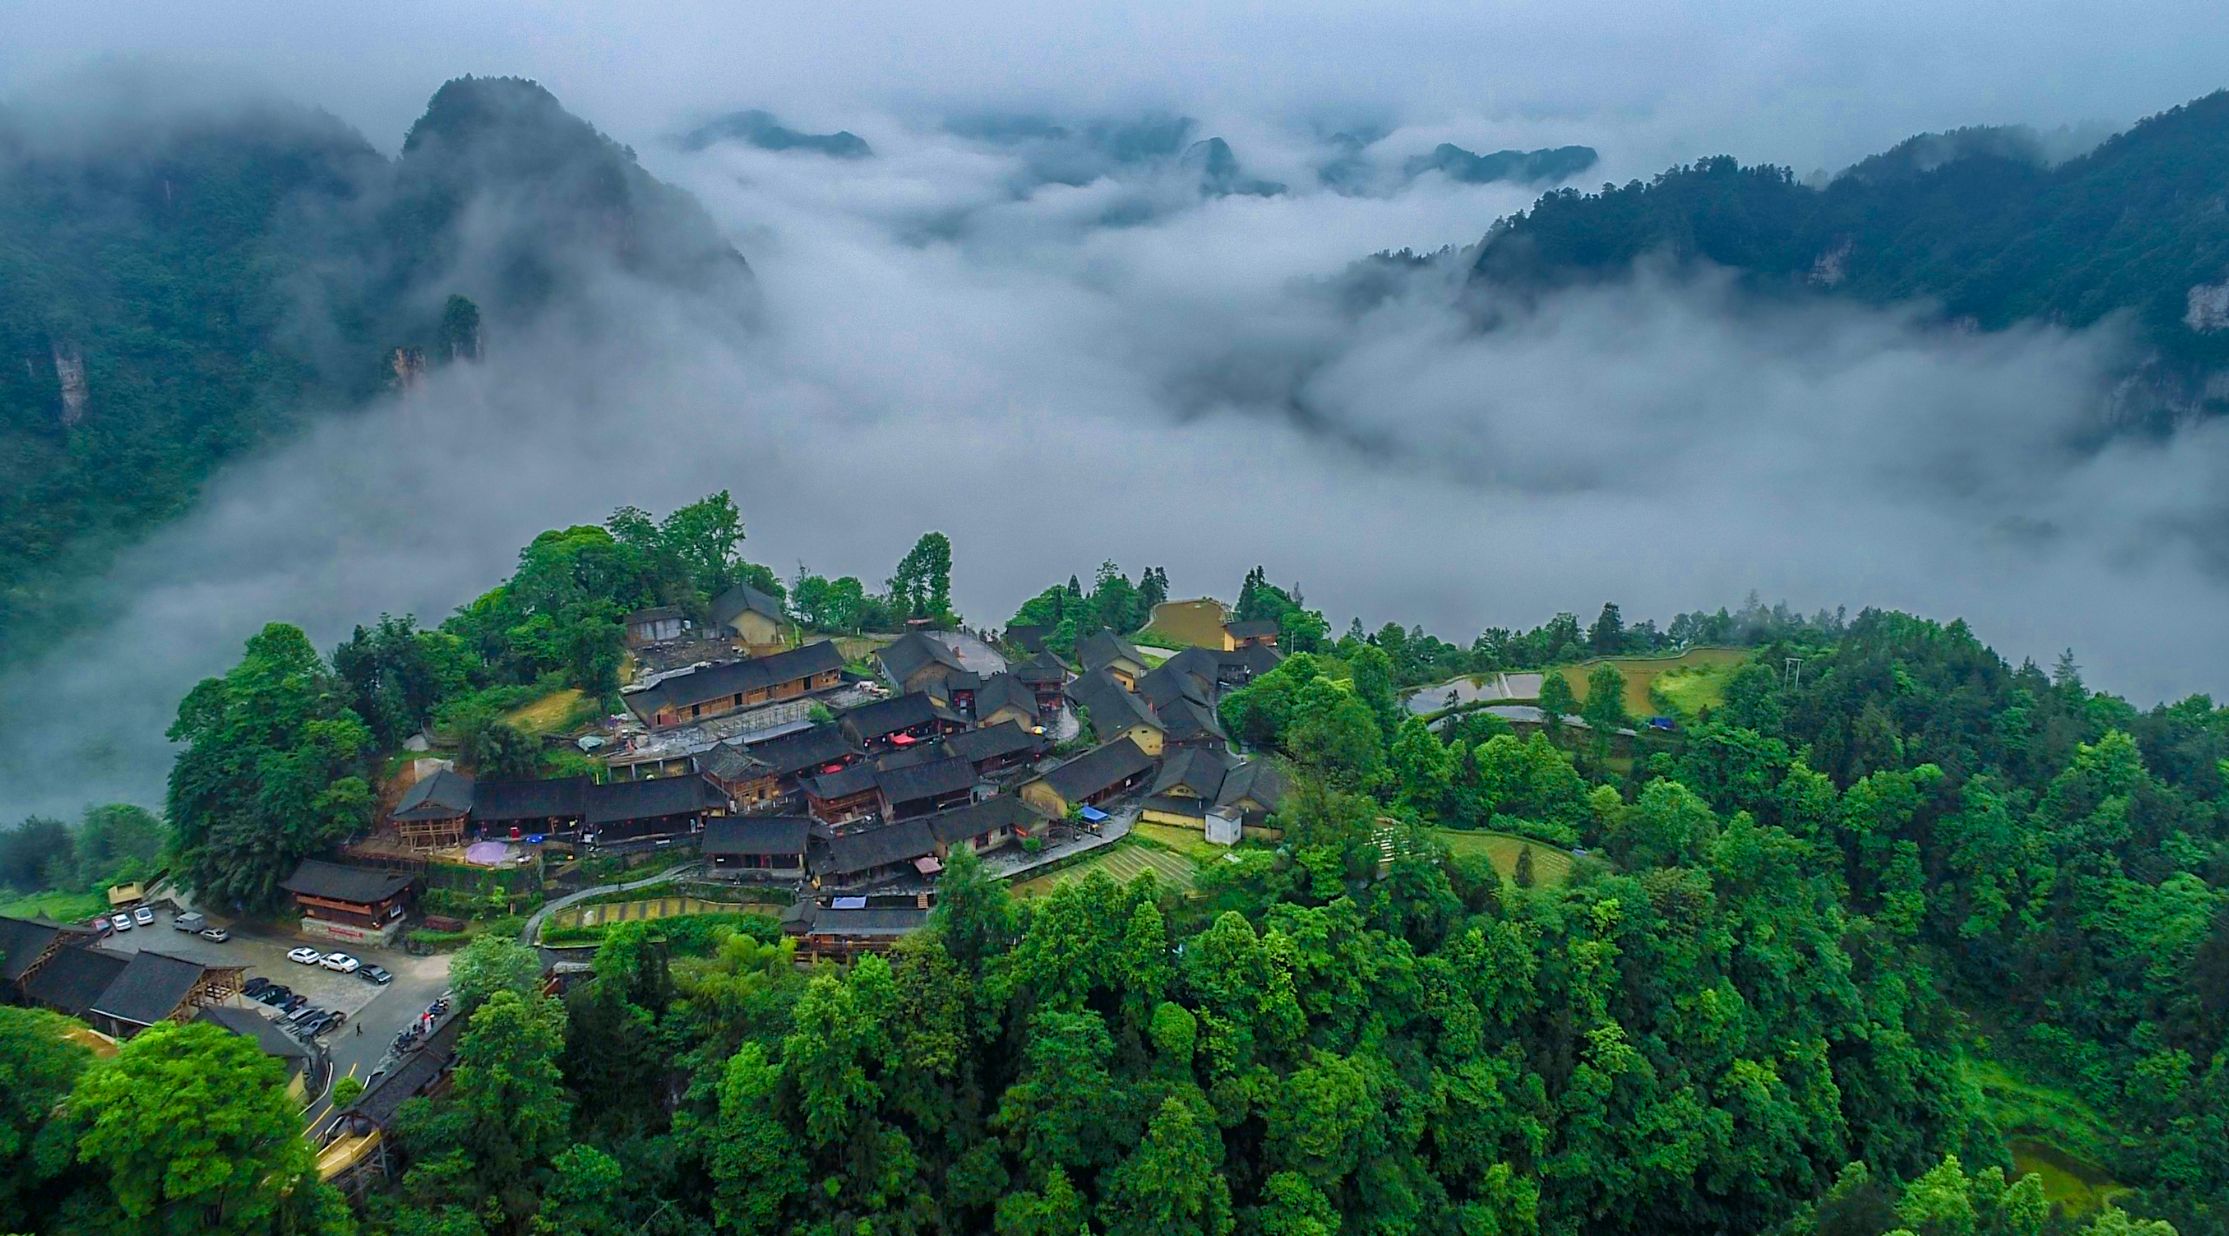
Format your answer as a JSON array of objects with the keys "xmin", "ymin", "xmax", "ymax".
[
  {"xmin": 200, "ymin": 927, "xmax": 231, "ymax": 942},
  {"xmin": 357, "ymin": 963, "xmax": 393, "ymax": 986},
  {"xmin": 110, "ymin": 913, "xmax": 134, "ymax": 932},
  {"xmin": 319, "ymin": 952, "xmax": 361, "ymax": 973},
  {"xmin": 90, "ymin": 915, "xmax": 113, "ymax": 937},
  {"xmin": 253, "ymin": 985, "xmax": 291, "ymax": 1007},
  {"xmin": 242, "ymin": 976, "xmax": 270, "ymax": 997},
  {"xmin": 286, "ymin": 947, "xmax": 323, "ymax": 965},
  {"xmin": 280, "ymin": 994, "xmax": 309, "ymax": 1013},
  {"xmin": 309, "ymin": 1012, "xmax": 344, "ymax": 1037},
  {"xmin": 173, "ymin": 911, "xmax": 207, "ymax": 932},
  {"xmin": 131, "ymin": 906, "xmax": 154, "ymax": 926},
  {"xmin": 286, "ymin": 1004, "xmax": 324, "ymax": 1024}
]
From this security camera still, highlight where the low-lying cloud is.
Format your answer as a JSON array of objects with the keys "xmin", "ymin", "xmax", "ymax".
[{"xmin": 6, "ymin": 66, "xmax": 2229, "ymax": 818}]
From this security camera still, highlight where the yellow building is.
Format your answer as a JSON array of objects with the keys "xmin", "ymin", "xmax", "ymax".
[{"xmin": 711, "ymin": 582, "xmax": 793, "ymax": 651}]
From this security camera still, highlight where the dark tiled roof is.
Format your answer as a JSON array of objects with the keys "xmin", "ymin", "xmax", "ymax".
[
  {"xmin": 1159, "ymin": 697, "xmax": 1228, "ymax": 743},
  {"xmin": 1004, "ymin": 624, "xmax": 1050, "ymax": 653},
  {"xmin": 94, "ymin": 949, "xmax": 217, "ymax": 1027},
  {"xmin": 1225, "ymin": 644, "xmax": 1284, "ymax": 678},
  {"xmin": 627, "ymin": 641, "xmax": 845, "ymax": 717},
  {"xmin": 22, "ymin": 946, "xmax": 127, "ymax": 1016},
  {"xmin": 281, "ymin": 860, "xmax": 415, "ymax": 905},
  {"xmin": 880, "ymin": 632, "xmax": 964, "ymax": 684},
  {"xmin": 702, "ymin": 815, "xmax": 812, "ymax": 856},
  {"xmin": 392, "ymin": 768, "xmax": 476, "ymax": 821},
  {"xmin": 1011, "ymin": 650, "xmax": 1070, "ymax": 685},
  {"xmin": 711, "ymin": 581, "xmax": 786, "ymax": 627},
  {"xmin": 625, "ymin": 605, "xmax": 687, "ymax": 625},
  {"xmin": 713, "ymin": 725, "xmax": 858, "ymax": 779},
  {"xmin": 0, "ymin": 915, "xmax": 68, "ymax": 982},
  {"xmin": 1070, "ymin": 672, "xmax": 1161, "ymax": 738},
  {"xmin": 803, "ymin": 762, "xmax": 882, "ymax": 801},
  {"xmin": 1137, "ymin": 661, "xmax": 1213, "ymax": 711},
  {"xmin": 1034, "ymin": 738, "xmax": 1156, "ymax": 803},
  {"xmin": 783, "ymin": 902, "xmax": 931, "ymax": 937},
  {"xmin": 582, "ymin": 775, "xmax": 728, "ymax": 826},
  {"xmin": 1078, "ymin": 629, "xmax": 1145, "ymax": 671},
  {"xmin": 1150, "ymin": 746, "xmax": 1234, "ymax": 798},
  {"xmin": 470, "ymin": 776, "xmax": 591, "ymax": 822},
  {"xmin": 1226, "ymin": 619, "xmax": 1280, "ymax": 638},
  {"xmin": 876, "ymin": 757, "xmax": 976, "ymax": 811},
  {"xmin": 1218, "ymin": 760, "xmax": 1287, "ymax": 812},
  {"xmin": 973, "ymin": 672, "xmax": 1037, "ymax": 719},
  {"xmin": 840, "ymin": 692, "xmax": 955, "ymax": 741},
  {"xmin": 944, "ymin": 721, "xmax": 1043, "ymax": 765},
  {"xmin": 924, "ymin": 795, "xmax": 1037, "ymax": 845},
  {"xmin": 198, "ymin": 1005, "xmax": 310, "ymax": 1067},
  {"xmin": 347, "ymin": 1015, "xmax": 464, "ymax": 1128},
  {"xmin": 821, "ymin": 819, "xmax": 936, "ymax": 875}
]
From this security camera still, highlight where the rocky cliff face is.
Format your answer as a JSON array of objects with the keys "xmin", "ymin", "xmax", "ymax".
[{"xmin": 50, "ymin": 341, "xmax": 86, "ymax": 426}]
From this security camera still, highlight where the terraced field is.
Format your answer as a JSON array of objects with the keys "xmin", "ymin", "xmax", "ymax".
[
  {"xmin": 1011, "ymin": 841, "xmax": 1198, "ymax": 898},
  {"xmin": 1433, "ymin": 829, "xmax": 1579, "ymax": 886},
  {"xmin": 1555, "ymin": 646, "xmax": 1750, "ymax": 717}
]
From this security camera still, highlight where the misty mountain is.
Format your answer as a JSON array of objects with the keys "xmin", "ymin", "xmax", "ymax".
[
  {"xmin": 1181, "ymin": 136, "xmax": 1284, "ymax": 198},
  {"xmin": 1469, "ymin": 89, "xmax": 2229, "ymax": 403},
  {"xmin": 0, "ymin": 74, "xmax": 748, "ymax": 651},
  {"xmin": 678, "ymin": 108, "xmax": 872, "ymax": 158},
  {"xmin": 1404, "ymin": 141, "xmax": 1598, "ymax": 186}
]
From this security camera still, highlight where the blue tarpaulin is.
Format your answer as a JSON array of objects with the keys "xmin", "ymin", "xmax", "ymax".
[{"xmin": 1078, "ymin": 806, "xmax": 1110, "ymax": 823}]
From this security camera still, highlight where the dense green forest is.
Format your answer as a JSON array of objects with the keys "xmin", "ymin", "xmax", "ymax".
[
  {"xmin": 1470, "ymin": 91, "xmax": 2229, "ymax": 393},
  {"xmin": 0, "ymin": 75, "xmax": 748, "ymax": 655},
  {"xmin": 7, "ymin": 498, "xmax": 2228, "ymax": 1231}
]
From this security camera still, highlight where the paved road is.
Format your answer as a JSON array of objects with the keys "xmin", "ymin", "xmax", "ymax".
[{"xmin": 101, "ymin": 905, "xmax": 450, "ymax": 1125}]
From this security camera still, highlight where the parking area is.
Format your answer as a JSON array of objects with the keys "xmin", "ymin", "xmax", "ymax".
[{"xmin": 102, "ymin": 904, "xmax": 453, "ymax": 1118}]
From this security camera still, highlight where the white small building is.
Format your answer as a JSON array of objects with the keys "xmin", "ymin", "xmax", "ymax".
[{"xmin": 1205, "ymin": 808, "xmax": 1242, "ymax": 847}]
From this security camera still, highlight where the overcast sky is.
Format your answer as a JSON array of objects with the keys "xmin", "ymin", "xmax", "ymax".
[{"xmin": 4, "ymin": 3, "xmax": 2229, "ymax": 816}]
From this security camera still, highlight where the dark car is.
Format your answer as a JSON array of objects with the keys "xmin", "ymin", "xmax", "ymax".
[
  {"xmin": 242, "ymin": 976, "xmax": 270, "ymax": 997},
  {"xmin": 254, "ymin": 985, "xmax": 291, "ymax": 1007},
  {"xmin": 280, "ymin": 993, "xmax": 309, "ymax": 1013},
  {"xmin": 308, "ymin": 1012, "xmax": 344, "ymax": 1036},
  {"xmin": 357, "ymin": 963, "xmax": 393, "ymax": 986}
]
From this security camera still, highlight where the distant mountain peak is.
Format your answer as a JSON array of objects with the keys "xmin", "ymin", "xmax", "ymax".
[
  {"xmin": 1405, "ymin": 143, "xmax": 1598, "ymax": 187},
  {"xmin": 680, "ymin": 108, "xmax": 872, "ymax": 158},
  {"xmin": 1182, "ymin": 136, "xmax": 1284, "ymax": 198}
]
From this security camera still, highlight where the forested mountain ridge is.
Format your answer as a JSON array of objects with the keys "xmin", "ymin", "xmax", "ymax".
[
  {"xmin": 0, "ymin": 75, "xmax": 749, "ymax": 655},
  {"xmin": 1469, "ymin": 89, "xmax": 2229, "ymax": 403}
]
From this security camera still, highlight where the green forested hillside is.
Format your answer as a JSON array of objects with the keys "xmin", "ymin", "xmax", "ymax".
[
  {"xmin": 0, "ymin": 76, "xmax": 749, "ymax": 653},
  {"xmin": 1471, "ymin": 90, "xmax": 2229, "ymax": 381}
]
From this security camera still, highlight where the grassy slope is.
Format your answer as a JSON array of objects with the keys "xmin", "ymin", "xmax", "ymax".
[
  {"xmin": 1432, "ymin": 829, "xmax": 1578, "ymax": 886},
  {"xmin": 1556, "ymin": 647, "xmax": 1750, "ymax": 716}
]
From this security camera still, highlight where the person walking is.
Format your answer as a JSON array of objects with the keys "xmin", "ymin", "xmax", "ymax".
[{"xmin": 355, "ymin": 1021, "xmax": 363, "ymax": 1036}]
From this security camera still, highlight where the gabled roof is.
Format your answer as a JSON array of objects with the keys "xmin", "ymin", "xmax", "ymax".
[
  {"xmin": 0, "ymin": 915, "xmax": 72, "ymax": 982},
  {"xmin": 91, "ymin": 950, "xmax": 214, "ymax": 1027},
  {"xmin": 198, "ymin": 1005, "xmax": 311, "ymax": 1067},
  {"xmin": 704, "ymin": 725, "xmax": 859, "ymax": 781},
  {"xmin": 1069, "ymin": 671, "xmax": 1162, "ymax": 739},
  {"xmin": 820, "ymin": 819, "xmax": 937, "ymax": 875},
  {"xmin": 1150, "ymin": 746, "xmax": 1236, "ymax": 798},
  {"xmin": 840, "ymin": 692, "xmax": 958, "ymax": 742},
  {"xmin": 347, "ymin": 1014, "xmax": 464, "ymax": 1128},
  {"xmin": 392, "ymin": 768, "xmax": 476, "ymax": 821},
  {"xmin": 1224, "ymin": 643, "xmax": 1284, "ymax": 678},
  {"xmin": 875, "ymin": 756, "xmax": 976, "ymax": 811},
  {"xmin": 1217, "ymin": 760, "xmax": 1287, "ymax": 812},
  {"xmin": 782, "ymin": 901, "xmax": 931, "ymax": 937},
  {"xmin": 281, "ymin": 860, "xmax": 415, "ymax": 905},
  {"xmin": 1137, "ymin": 659, "xmax": 1214, "ymax": 711},
  {"xmin": 1078, "ymin": 628, "xmax": 1146, "ymax": 672},
  {"xmin": 1159, "ymin": 697, "xmax": 1228, "ymax": 743},
  {"xmin": 802, "ymin": 761, "xmax": 883, "ymax": 801},
  {"xmin": 625, "ymin": 605, "xmax": 687, "ymax": 626},
  {"xmin": 944, "ymin": 720, "xmax": 1044, "ymax": 765},
  {"xmin": 1011, "ymin": 650, "xmax": 1070, "ymax": 685},
  {"xmin": 702, "ymin": 815, "xmax": 812, "ymax": 856},
  {"xmin": 582, "ymin": 775, "xmax": 728, "ymax": 826},
  {"xmin": 626, "ymin": 641, "xmax": 845, "ymax": 718},
  {"xmin": 711, "ymin": 581, "xmax": 787, "ymax": 627},
  {"xmin": 22, "ymin": 946, "xmax": 128, "ymax": 1017},
  {"xmin": 880, "ymin": 631, "xmax": 965, "ymax": 684},
  {"xmin": 973, "ymin": 672, "xmax": 1038, "ymax": 719},
  {"xmin": 1225, "ymin": 619, "xmax": 1281, "ymax": 638},
  {"xmin": 470, "ymin": 776, "xmax": 591, "ymax": 822},
  {"xmin": 1004, "ymin": 624, "xmax": 1051, "ymax": 653},
  {"xmin": 925, "ymin": 795, "xmax": 1038, "ymax": 845},
  {"xmin": 1033, "ymin": 737, "xmax": 1156, "ymax": 804}
]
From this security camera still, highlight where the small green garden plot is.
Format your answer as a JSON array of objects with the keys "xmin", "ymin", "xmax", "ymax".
[
  {"xmin": 1555, "ymin": 646, "xmax": 1750, "ymax": 717},
  {"xmin": 1432, "ymin": 829, "xmax": 1578, "ymax": 886},
  {"xmin": 1011, "ymin": 841, "xmax": 1198, "ymax": 898}
]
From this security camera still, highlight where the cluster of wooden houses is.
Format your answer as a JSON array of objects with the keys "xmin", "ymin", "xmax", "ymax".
[
  {"xmin": 0, "ymin": 915, "xmax": 249, "ymax": 1042},
  {"xmin": 354, "ymin": 619, "xmax": 1290, "ymax": 918}
]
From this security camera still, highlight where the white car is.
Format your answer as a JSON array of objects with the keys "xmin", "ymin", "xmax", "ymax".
[
  {"xmin": 110, "ymin": 913, "xmax": 135, "ymax": 932},
  {"xmin": 319, "ymin": 952, "xmax": 361, "ymax": 973},
  {"xmin": 286, "ymin": 946, "xmax": 324, "ymax": 965},
  {"xmin": 131, "ymin": 906, "xmax": 155, "ymax": 926}
]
